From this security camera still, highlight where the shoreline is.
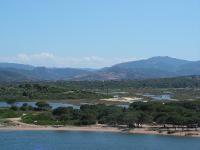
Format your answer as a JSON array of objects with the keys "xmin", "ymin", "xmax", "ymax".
[
  {"xmin": 0, "ymin": 118, "xmax": 199, "ymax": 137},
  {"xmin": 0, "ymin": 126, "xmax": 199, "ymax": 138}
]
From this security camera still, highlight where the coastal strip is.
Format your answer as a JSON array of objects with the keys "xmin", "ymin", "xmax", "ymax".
[{"xmin": 0, "ymin": 123, "xmax": 199, "ymax": 137}]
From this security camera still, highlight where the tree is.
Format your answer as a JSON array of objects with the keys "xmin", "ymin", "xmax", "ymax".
[
  {"xmin": 122, "ymin": 111, "xmax": 138, "ymax": 128},
  {"xmin": 79, "ymin": 111, "xmax": 97, "ymax": 125},
  {"xmin": 53, "ymin": 107, "xmax": 74, "ymax": 120},
  {"xmin": 35, "ymin": 101, "xmax": 51, "ymax": 111},
  {"xmin": 136, "ymin": 112, "xmax": 151, "ymax": 127},
  {"xmin": 10, "ymin": 106, "xmax": 18, "ymax": 111},
  {"xmin": 20, "ymin": 103, "xmax": 29, "ymax": 111}
]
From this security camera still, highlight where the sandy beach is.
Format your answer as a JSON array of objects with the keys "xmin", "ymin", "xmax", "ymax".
[{"xmin": 0, "ymin": 118, "xmax": 199, "ymax": 137}]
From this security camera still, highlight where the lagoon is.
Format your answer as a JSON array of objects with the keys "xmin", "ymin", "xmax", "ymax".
[
  {"xmin": 0, "ymin": 101, "xmax": 129, "ymax": 109},
  {"xmin": 0, "ymin": 131, "xmax": 199, "ymax": 150},
  {"xmin": 0, "ymin": 101, "xmax": 80, "ymax": 109}
]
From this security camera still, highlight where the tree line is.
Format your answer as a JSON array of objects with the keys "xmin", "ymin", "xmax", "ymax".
[{"xmin": 19, "ymin": 100, "xmax": 200, "ymax": 127}]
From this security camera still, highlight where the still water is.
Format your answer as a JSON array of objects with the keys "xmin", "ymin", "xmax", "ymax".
[
  {"xmin": 0, "ymin": 131, "xmax": 199, "ymax": 150},
  {"xmin": 137, "ymin": 93, "xmax": 174, "ymax": 101},
  {"xmin": 0, "ymin": 102, "xmax": 129, "ymax": 109},
  {"xmin": 0, "ymin": 102, "xmax": 80, "ymax": 109}
]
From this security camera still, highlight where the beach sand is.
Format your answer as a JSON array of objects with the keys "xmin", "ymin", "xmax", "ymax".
[{"xmin": 0, "ymin": 118, "xmax": 199, "ymax": 137}]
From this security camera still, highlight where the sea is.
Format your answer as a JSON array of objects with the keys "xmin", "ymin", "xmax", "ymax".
[{"xmin": 0, "ymin": 131, "xmax": 199, "ymax": 150}]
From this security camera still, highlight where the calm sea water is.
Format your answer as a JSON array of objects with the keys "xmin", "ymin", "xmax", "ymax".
[{"xmin": 0, "ymin": 131, "xmax": 199, "ymax": 150}]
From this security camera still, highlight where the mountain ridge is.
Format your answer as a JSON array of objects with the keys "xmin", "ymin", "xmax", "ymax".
[{"xmin": 0, "ymin": 56, "xmax": 199, "ymax": 81}]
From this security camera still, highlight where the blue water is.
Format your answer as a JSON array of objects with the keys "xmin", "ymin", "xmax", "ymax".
[
  {"xmin": 0, "ymin": 131, "xmax": 199, "ymax": 150},
  {"xmin": 0, "ymin": 102, "xmax": 80, "ymax": 109},
  {"xmin": 0, "ymin": 102, "xmax": 129, "ymax": 109},
  {"xmin": 137, "ymin": 93, "xmax": 174, "ymax": 101}
]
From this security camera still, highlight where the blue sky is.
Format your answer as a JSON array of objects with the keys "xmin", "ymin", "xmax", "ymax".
[{"xmin": 0, "ymin": 0, "xmax": 199, "ymax": 68}]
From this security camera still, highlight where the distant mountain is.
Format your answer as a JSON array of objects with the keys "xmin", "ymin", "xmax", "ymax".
[
  {"xmin": 113, "ymin": 56, "xmax": 190, "ymax": 72},
  {"xmin": 0, "ymin": 63, "xmax": 34, "ymax": 70},
  {"xmin": 0, "ymin": 56, "xmax": 199, "ymax": 82},
  {"xmin": 30, "ymin": 67, "xmax": 91, "ymax": 80},
  {"xmin": 0, "ymin": 63, "xmax": 91, "ymax": 81},
  {"xmin": 0, "ymin": 69, "xmax": 29, "ymax": 82},
  {"xmin": 74, "ymin": 56, "xmax": 200, "ymax": 80},
  {"xmin": 178, "ymin": 61, "xmax": 200, "ymax": 75}
]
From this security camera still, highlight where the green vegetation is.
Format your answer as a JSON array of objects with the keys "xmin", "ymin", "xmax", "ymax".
[
  {"xmin": 35, "ymin": 101, "xmax": 52, "ymax": 111},
  {"xmin": 0, "ymin": 108, "xmax": 21, "ymax": 119},
  {"xmin": 0, "ymin": 83, "xmax": 112, "ymax": 101},
  {"xmin": 0, "ymin": 77, "xmax": 200, "ymax": 128},
  {"xmin": 19, "ymin": 100, "xmax": 200, "ymax": 127},
  {"xmin": 22, "ymin": 112, "xmax": 61, "ymax": 125},
  {"xmin": 0, "ymin": 76, "xmax": 200, "ymax": 102}
]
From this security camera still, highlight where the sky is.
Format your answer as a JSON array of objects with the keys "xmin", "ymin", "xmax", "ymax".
[{"xmin": 0, "ymin": 0, "xmax": 199, "ymax": 68}]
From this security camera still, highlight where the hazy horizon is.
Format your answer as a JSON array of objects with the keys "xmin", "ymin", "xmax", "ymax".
[{"xmin": 0, "ymin": 56, "xmax": 198, "ymax": 69}]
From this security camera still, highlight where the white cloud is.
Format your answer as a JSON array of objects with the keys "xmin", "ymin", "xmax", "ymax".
[{"xmin": 0, "ymin": 52, "xmax": 138, "ymax": 68}]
